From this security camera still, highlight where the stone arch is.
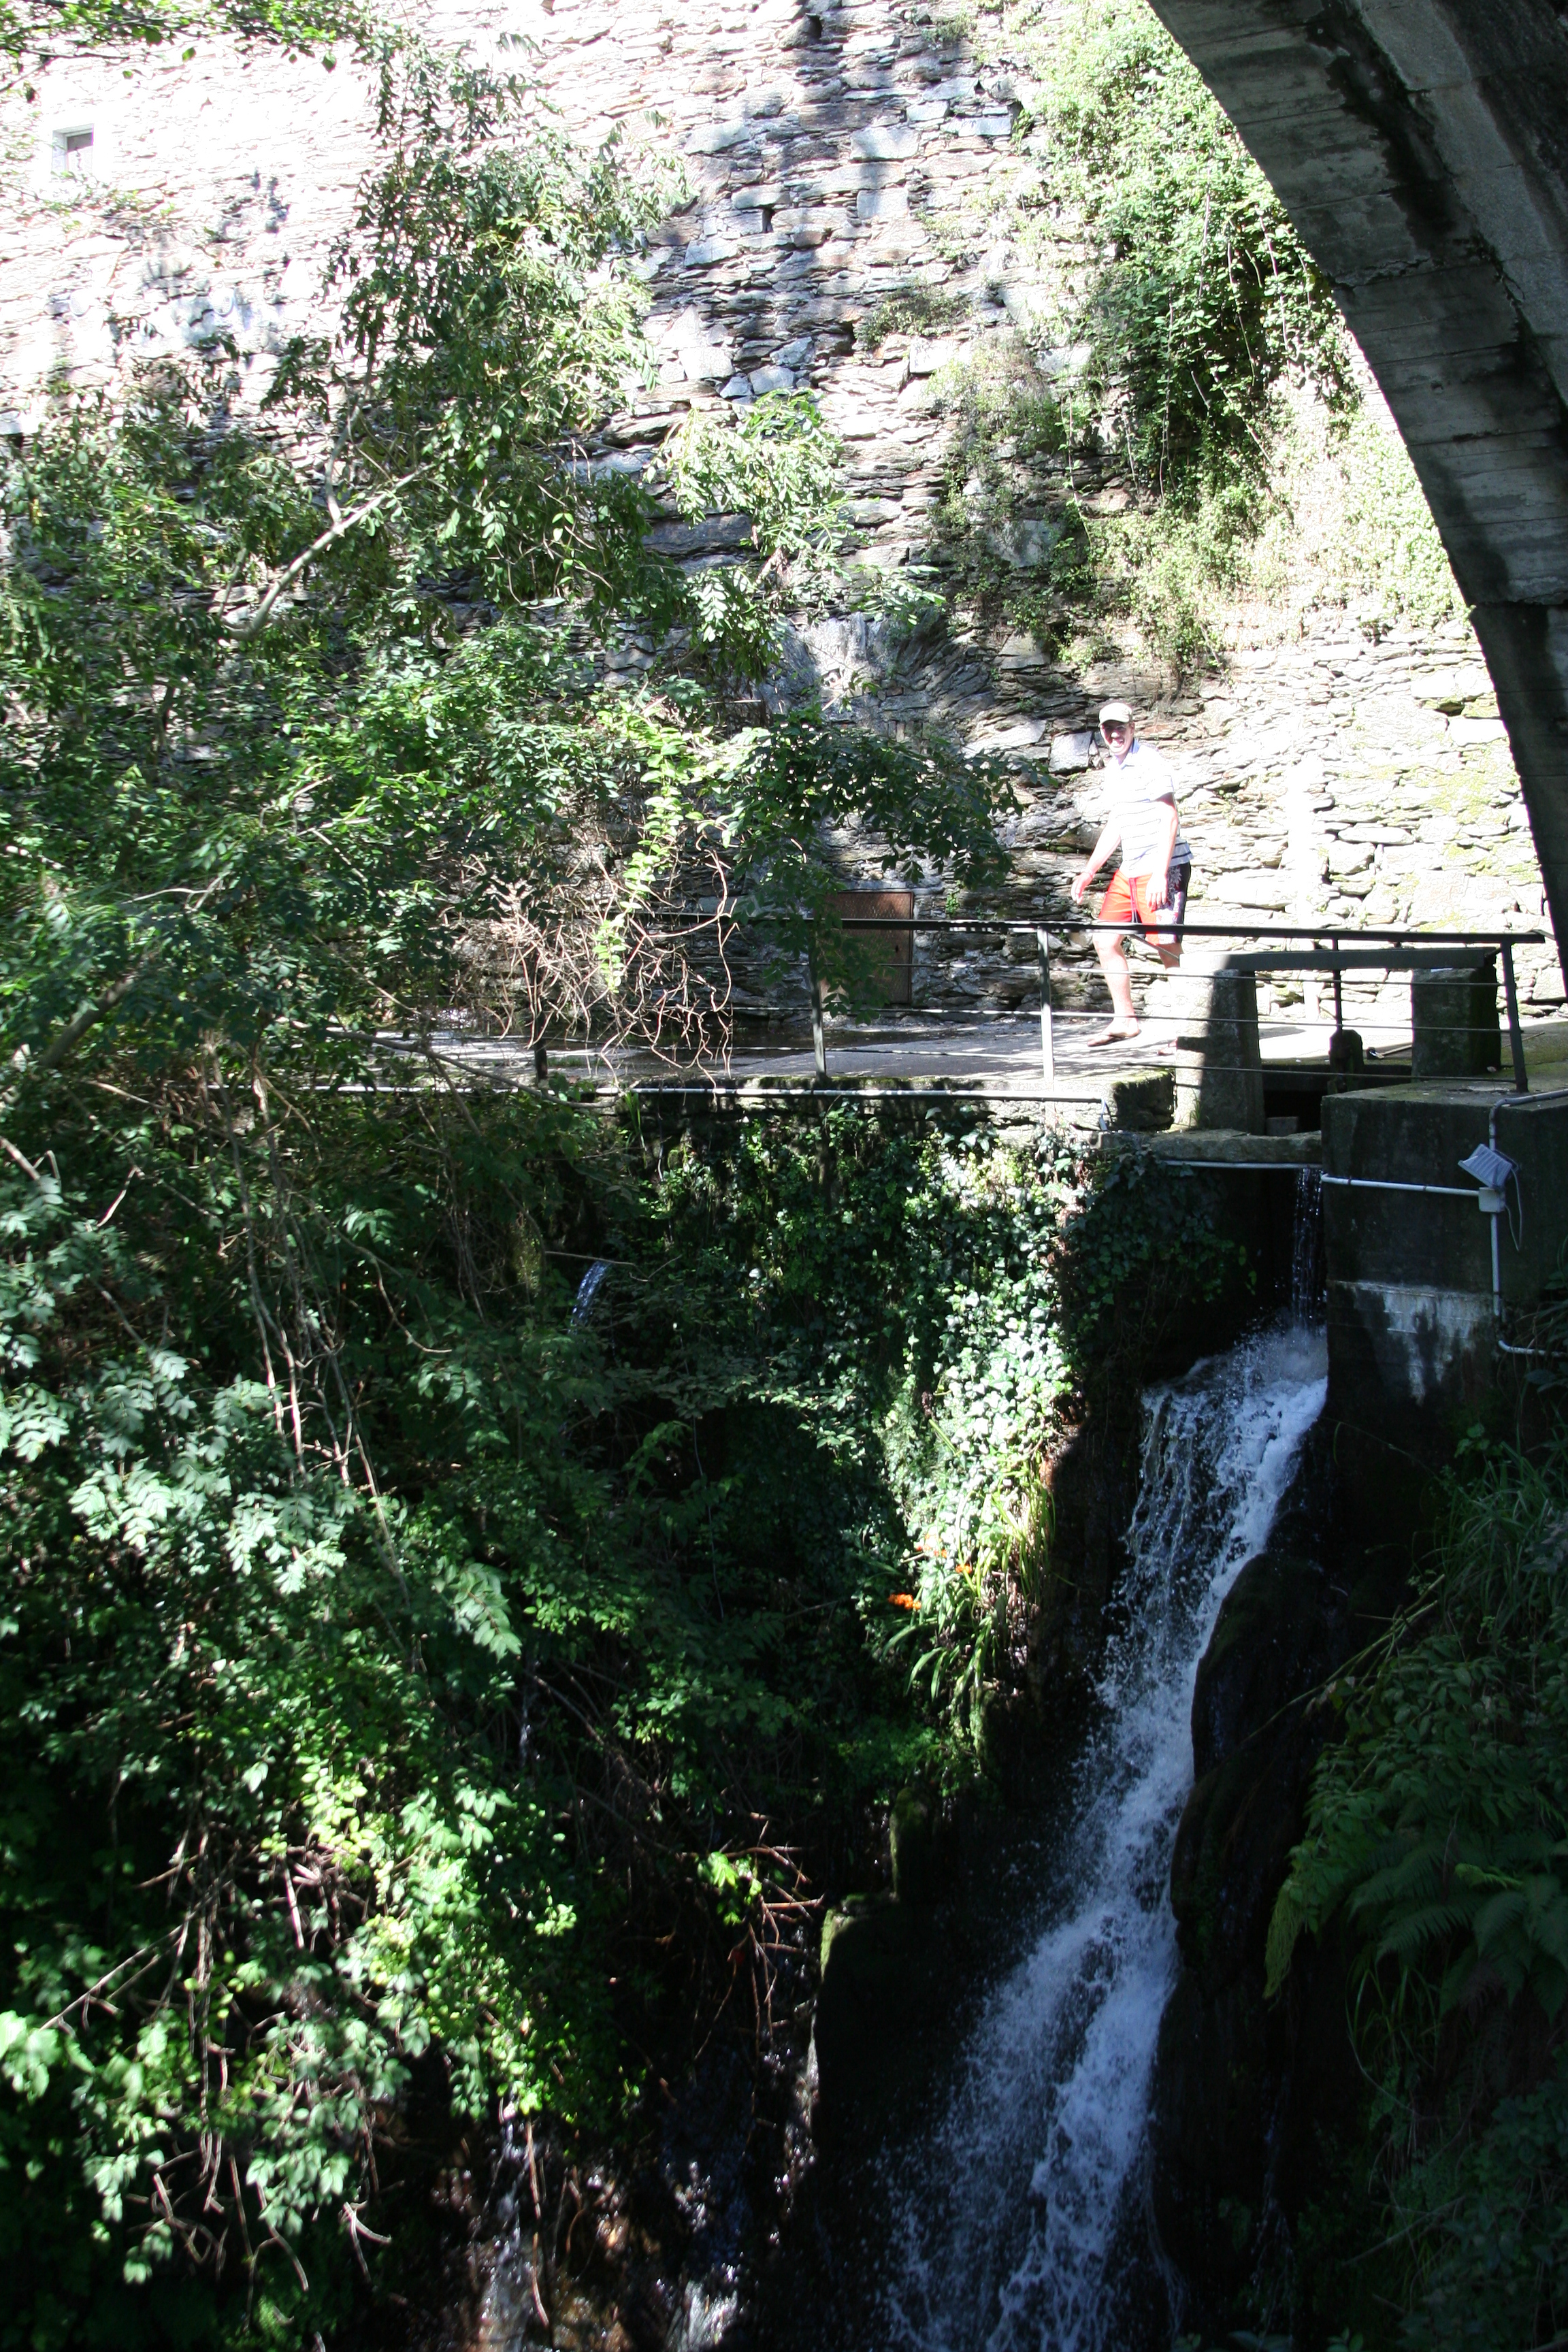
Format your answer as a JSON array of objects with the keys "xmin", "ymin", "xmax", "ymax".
[{"xmin": 1148, "ymin": 0, "xmax": 1568, "ymax": 975}]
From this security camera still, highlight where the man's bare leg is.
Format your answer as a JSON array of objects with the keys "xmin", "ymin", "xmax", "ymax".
[{"xmin": 1087, "ymin": 930, "xmax": 1140, "ymax": 1045}]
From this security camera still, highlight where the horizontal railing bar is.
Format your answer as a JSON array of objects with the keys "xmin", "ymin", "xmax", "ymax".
[
  {"xmin": 798, "ymin": 918, "xmax": 1546, "ymax": 943},
  {"xmin": 624, "ymin": 1088, "xmax": 1144, "ymax": 1111},
  {"xmin": 1222, "ymin": 949, "xmax": 1501, "ymax": 973}
]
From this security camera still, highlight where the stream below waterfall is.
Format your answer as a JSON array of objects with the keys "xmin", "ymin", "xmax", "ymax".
[{"xmin": 733, "ymin": 1314, "xmax": 1328, "ymax": 2352}]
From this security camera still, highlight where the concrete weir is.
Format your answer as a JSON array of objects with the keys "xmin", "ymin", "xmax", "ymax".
[
  {"xmin": 1147, "ymin": 1062, "xmax": 1568, "ymax": 1459},
  {"xmin": 1321, "ymin": 1075, "xmax": 1568, "ymax": 1437}
]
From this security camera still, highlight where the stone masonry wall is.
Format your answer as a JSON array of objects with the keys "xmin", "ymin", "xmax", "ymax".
[{"xmin": 1, "ymin": 0, "xmax": 1557, "ymax": 1028}]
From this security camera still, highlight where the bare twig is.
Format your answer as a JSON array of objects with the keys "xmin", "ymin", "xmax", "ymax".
[{"xmin": 228, "ymin": 470, "xmax": 425, "ymax": 638}]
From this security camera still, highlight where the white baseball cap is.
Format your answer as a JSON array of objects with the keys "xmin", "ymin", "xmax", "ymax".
[{"xmin": 1098, "ymin": 700, "xmax": 1132, "ymax": 729}]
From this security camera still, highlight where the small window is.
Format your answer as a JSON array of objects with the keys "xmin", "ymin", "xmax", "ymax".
[{"xmin": 52, "ymin": 125, "xmax": 93, "ymax": 176}]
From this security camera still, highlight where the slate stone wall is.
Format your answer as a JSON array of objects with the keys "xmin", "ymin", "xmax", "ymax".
[{"xmin": 1, "ymin": 0, "xmax": 1556, "ymax": 1025}]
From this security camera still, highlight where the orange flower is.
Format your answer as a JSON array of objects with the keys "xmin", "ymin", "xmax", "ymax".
[{"xmin": 887, "ymin": 1592, "xmax": 918, "ymax": 1612}]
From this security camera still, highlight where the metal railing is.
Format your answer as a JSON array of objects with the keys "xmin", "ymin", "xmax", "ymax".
[{"xmin": 796, "ymin": 917, "xmax": 1548, "ymax": 1096}]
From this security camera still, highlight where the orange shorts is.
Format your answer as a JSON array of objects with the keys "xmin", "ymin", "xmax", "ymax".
[{"xmin": 1098, "ymin": 864, "xmax": 1191, "ymax": 966}]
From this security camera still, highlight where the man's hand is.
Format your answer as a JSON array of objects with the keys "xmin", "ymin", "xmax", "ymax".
[
  {"xmin": 1076, "ymin": 820, "xmax": 1120, "ymax": 908},
  {"xmin": 1145, "ymin": 866, "xmax": 1169, "ymax": 912}
]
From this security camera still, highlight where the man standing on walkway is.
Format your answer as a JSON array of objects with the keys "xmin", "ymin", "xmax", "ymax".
[{"xmin": 1070, "ymin": 700, "xmax": 1193, "ymax": 1046}]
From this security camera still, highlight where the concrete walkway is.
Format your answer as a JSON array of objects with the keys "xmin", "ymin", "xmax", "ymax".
[{"xmin": 422, "ymin": 1008, "xmax": 1420, "ymax": 1095}]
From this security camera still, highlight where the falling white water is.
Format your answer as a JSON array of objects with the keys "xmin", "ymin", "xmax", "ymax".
[
  {"xmin": 572, "ymin": 1257, "xmax": 612, "ymax": 1324},
  {"xmin": 1290, "ymin": 1167, "xmax": 1324, "ymax": 1324},
  {"xmin": 882, "ymin": 1320, "xmax": 1328, "ymax": 2352}
]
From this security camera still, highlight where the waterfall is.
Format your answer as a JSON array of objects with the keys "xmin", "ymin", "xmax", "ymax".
[
  {"xmin": 879, "ymin": 1319, "xmax": 1328, "ymax": 2352},
  {"xmin": 1290, "ymin": 1166, "xmax": 1324, "ymax": 1323},
  {"xmin": 572, "ymin": 1258, "xmax": 612, "ymax": 1324}
]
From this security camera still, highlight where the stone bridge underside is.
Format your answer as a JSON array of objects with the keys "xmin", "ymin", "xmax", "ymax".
[{"xmin": 1151, "ymin": 0, "xmax": 1568, "ymax": 975}]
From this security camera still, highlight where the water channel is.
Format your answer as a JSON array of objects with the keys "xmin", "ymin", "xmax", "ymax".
[{"xmin": 736, "ymin": 1297, "xmax": 1328, "ymax": 2352}]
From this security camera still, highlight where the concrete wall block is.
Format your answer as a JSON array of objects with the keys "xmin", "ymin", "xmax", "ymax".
[
  {"xmin": 1174, "ymin": 973, "xmax": 1266, "ymax": 1135},
  {"xmin": 1410, "ymin": 966, "xmax": 1503, "ymax": 1077},
  {"xmin": 1327, "ymin": 1278, "xmax": 1497, "ymax": 1416}
]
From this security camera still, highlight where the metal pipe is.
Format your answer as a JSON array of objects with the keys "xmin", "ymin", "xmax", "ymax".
[
  {"xmin": 1480, "ymin": 1097, "xmax": 1526, "ymax": 1350},
  {"xmin": 1037, "ymin": 928, "xmax": 1055, "ymax": 1089},
  {"xmin": 1501, "ymin": 941, "xmax": 1528, "ymax": 1093},
  {"xmin": 1488, "ymin": 1094, "xmax": 1509, "ymax": 1321},
  {"xmin": 1319, "ymin": 1174, "xmax": 1478, "ymax": 1198}
]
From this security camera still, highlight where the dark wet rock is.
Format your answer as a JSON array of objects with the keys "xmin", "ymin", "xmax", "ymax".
[
  {"xmin": 1150, "ymin": 1968, "xmax": 1271, "ymax": 2298},
  {"xmin": 644, "ymin": 514, "xmax": 755, "ymax": 558},
  {"xmin": 1031, "ymin": 1406, "xmax": 1141, "ymax": 1691},
  {"xmin": 889, "ymin": 1784, "xmax": 938, "ymax": 1908},
  {"xmin": 808, "ymin": 1894, "xmax": 952, "ymax": 2143},
  {"xmin": 1152, "ymin": 1524, "xmax": 1358, "ymax": 2321},
  {"xmin": 617, "ymin": 2272, "xmax": 679, "ymax": 2350},
  {"xmin": 1190, "ymin": 1549, "xmax": 1340, "ymax": 1782}
]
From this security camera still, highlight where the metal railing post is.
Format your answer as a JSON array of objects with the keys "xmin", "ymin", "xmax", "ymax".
[
  {"xmin": 1330, "ymin": 935, "xmax": 1343, "ymax": 1036},
  {"xmin": 1036, "ymin": 928, "xmax": 1055, "ymax": 1089},
  {"xmin": 1501, "ymin": 940, "xmax": 1529, "ymax": 1094},
  {"xmin": 809, "ymin": 954, "xmax": 828, "ymax": 1081}
]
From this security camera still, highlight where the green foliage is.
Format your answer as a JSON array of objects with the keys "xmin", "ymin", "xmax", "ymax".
[
  {"xmin": 666, "ymin": 392, "xmax": 851, "ymax": 676},
  {"xmin": 855, "ymin": 284, "xmax": 970, "ymax": 351},
  {"xmin": 932, "ymin": 331, "xmax": 1267, "ymax": 672},
  {"xmin": 0, "ymin": 1111, "xmax": 628, "ymax": 2338},
  {"xmin": 1399, "ymin": 2059, "xmax": 1568, "ymax": 2352},
  {"xmin": 1268, "ymin": 1447, "xmax": 1568, "ymax": 2018},
  {"xmin": 1084, "ymin": 483, "xmax": 1263, "ymax": 674},
  {"xmin": 1326, "ymin": 406, "xmax": 1466, "ymax": 632},
  {"xmin": 0, "ymin": 11, "xmax": 1269, "ymax": 2340},
  {"xmin": 0, "ymin": 42, "xmax": 1023, "ymax": 2344},
  {"xmin": 1013, "ymin": 0, "xmax": 1353, "ymax": 495},
  {"xmin": 663, "ymin": 390, "xmax": 953, "ymax": 673},
  {"xmin": 928, "ymin": 0, "xmax": 1386, "ymax": 674},
  {"xmin": 670, "ymin": 393, "xmax": 848, "ymax": 577},
  {"xmin": 269, "ymin": 45, "xmax": 681, "ymax": 626},
  {"xmin": 1, "ymin": 0, "xmax": 363, "ymax": 81},
  {"xmin": 659, "ymin": 1121, "xmax": 1243, "ymax": 1746},
  {"xmin": 930, "ymin": 339, "xmax": 1073, "ymax": 649},
  {"xmin": 0, "ymin": 1087, "xmax": 1240, "ymax": 2342},
  {"xmin": 717, "ymin": 716, "xmax": 1009, "ymax": 1000},
  {"xmin": 1269, "ymin": 1436, "xmax": 1568, "ymax": 2346}
]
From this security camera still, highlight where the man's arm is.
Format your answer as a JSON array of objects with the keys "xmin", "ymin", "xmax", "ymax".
[
  {"xmin": 1144, "ymin": 798, "xmax": 1180, "ymax": 911},
  {"xmin": 1071, "ymin": 817, "xmax": 1122, "ymax": 904}
]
